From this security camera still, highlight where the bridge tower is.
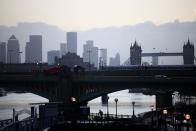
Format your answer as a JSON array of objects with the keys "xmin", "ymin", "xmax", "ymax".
[
  {"xmin": 183, "ymin": 38, "xmax": 194, "ymax": 65},
  {"xmin": 130, "ymin": 40, "xmax": 142, "ymax": 65}
]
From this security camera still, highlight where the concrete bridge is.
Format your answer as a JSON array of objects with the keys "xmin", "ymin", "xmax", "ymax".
[{"xmin": 0, "ymin": 65, "xmax": 196, "ymax": 108}]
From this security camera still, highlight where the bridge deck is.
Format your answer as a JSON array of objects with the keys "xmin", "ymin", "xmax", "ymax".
[{"xmin": 142, "ymin": 52, "xmax": 183, "ymax": 57}]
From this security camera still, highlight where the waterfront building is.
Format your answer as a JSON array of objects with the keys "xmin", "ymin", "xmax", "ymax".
[
  {"xmin": 130, "ymin": 40, "xmax": 142, "ymax": 65},
  {"xmin": 0, "ymin": 42, "xmax": 6, "ymax": 63},
  {"xmin": 67, "ymin": 32, "xmax": 77, "ymax": 54},
  {"xmin": 47, "ymin": 50, "xmax": 60, "ymax": 65},
  {"xmin": 183, "ymin": 38, "xmax": 194, "ymax": 65},
  {"xmin": 25, "ymin": 35, "xmax": 42, "ymax": 63},
  {"xmin": 7, "ymin": 35, "xmax": 20, "ymax": 63}
]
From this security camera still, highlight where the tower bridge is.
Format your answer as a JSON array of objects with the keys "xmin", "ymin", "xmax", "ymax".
[
  {"xmin": 128, "ymin": 39, "xmax": 195, "ymax": 65},
  {"xmin": 0, "ymin": 65, "xmax": 196, "ymax": 108}
]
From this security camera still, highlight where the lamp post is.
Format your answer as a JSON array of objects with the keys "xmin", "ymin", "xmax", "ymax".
[
  {"xmin": 114, "ymin": 98, "xmax": 118, "ymax": 120},
  {"xmin": 132, "ymin": 101, "xmax": 136, "ymax": 118},
  {"xmin": 163, "ymin": 109, "xmax": 168, "ymax": 131},
  {"xmin": 106, "ymin": 96, "xmax": 109, "ymax": 117},
  {"xmin": 71, "ymin": 97, "xmax": 76, "ymax": 103},
  {"xmin": 150, "ymin": 105, "xmax": 154, "ymax": 127}
]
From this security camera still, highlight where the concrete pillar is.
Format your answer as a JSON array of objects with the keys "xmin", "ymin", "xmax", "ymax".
[
  {"xmin": 58, "ymin": 79, "xmax": 73, "ymax": 105},
  {"xmin": 156, "ymin": 93, "xmax": 172, "ymax": 109}
]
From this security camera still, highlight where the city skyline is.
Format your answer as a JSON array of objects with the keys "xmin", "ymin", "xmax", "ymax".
[
  {"xmin": 0, "ymin": 21, "xmax": 196, "ymax": 65},
  {"xmin": 0, "ymin": 32, "xmax": 195, "ymax": 66},
  {"xmin": 1, "ymin": 1, "xmax": 196, "ymax": 130}
]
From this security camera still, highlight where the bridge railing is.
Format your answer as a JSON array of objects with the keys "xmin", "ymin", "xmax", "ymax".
[
  {"xmin": 89, "ymin": 113, "xmax": 133, "ymax": 120},
  {"xmin": 0, "ymin": 116, "xmax": 59, "ymax": 131},
  {"xmin": 0, "ymin": 119, "xmax": 13, "ymax": 130}
]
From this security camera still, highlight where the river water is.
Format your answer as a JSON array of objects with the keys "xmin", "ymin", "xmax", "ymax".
[{"xmin": 0, "ymin": 90, "xmax": 155, "ymax": 120}]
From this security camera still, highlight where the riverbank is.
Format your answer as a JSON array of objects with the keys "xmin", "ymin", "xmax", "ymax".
[{"xmin": 49, "ymin": 120, "xmax": 151, "ymax": 131}]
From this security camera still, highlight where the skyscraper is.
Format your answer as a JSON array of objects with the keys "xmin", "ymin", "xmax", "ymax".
[
  {"xmin": 100, "ymin": 48, "xmax": 107, "ymax": 66},
  {"xmin": 130, "ymin": 40, "xmax": 142, "ymax": 65},
  {"xmin": 67, "ymin": 32, "xmax": 77, "ymax": 54},
  {"xmin": 0, "ymin": 42, "xmax": 6, "ymax": 63},
  {"xmin": 25, "ymin": 42, "xmax": 31, "ymax": 63},
  {"xmin": 60, "ymin": 43, "xmax": 67, "ymax": 57},
  {"xmin": 83, "ymin": 40, "xmax": 98, "ymax": 68},
  {"xmin": 47, "ymin": 50, "xmax": 60, "ymax": 65},
  {"xmin": 25, "ymin": 35, "xmax": 42, "ymax": 63},
  {"xmin": 7, "ymin": 35, "xmax": 20, "ymax": 63}
]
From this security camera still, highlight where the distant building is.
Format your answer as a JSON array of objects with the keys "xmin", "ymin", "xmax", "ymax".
[
  {"xmin": 100, "ymin": 48, "xmax": 107, "ymax": 66},
  {"xmin": 25, "ymin": 35, "xmax": 42, "ymax": 63},
  {"xmin": 25, "ymin": 42, "xmax": 31, "ymax": 63},
  {"xmin": 0, "ymin": 42, "xmax": 6, "ymax": 63},
  {"xmin": 183, "ymin": 38, "xmax": 194, "ymax": 65},
  {"xmin": 67, "ymin": 32, "xmax": 77, "ymax": 54},
  {"xmin": 60, "ymin": 43, "xmax": 67, "ymax": 57},
  {"xmin": 130, "ymin": 40, "xmax": 142, "ymax": 65},
  {"xmin": 56, "ymin": 52, "xmax": 95, "ymax": 70},
  {"xmin": 47, "ymin": 50, "xmax": 60, "ymax": 65},
  {"xmin": 83, "ymin": 40, "xmax": 98, "ymax": 68},
  {"xmin": 7, "ymin": 35, "xmax": 20, "ymax": 63},
  {"xmin": 109, "ymin": 53, "xmax": 120, "ymax": 66}
]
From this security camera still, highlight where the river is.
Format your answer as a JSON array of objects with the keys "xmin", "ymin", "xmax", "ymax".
[{"xmin": 0, "ymin": 90, "xmax": 155, "ymax": 120}]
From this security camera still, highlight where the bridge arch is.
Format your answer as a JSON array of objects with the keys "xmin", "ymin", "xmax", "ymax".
[{"xmin": 77, "ymin": 88, "xmax": 129, "ymax": 103}]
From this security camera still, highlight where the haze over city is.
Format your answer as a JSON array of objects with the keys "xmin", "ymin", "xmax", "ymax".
[
  {"xmin": 0, "ymin": 0, "xmax": 196, "ymax": 64},
  {"xmin": 1, "ymin": 1, "xmax": 196, "ymax": 131}
]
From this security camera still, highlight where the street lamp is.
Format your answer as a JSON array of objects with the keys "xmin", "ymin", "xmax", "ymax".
[
  {"xmin": 163, "ymin": 109, "xmax": 168, "ymax": 131},
  {"xmin": 114, "ymin": 98, "xmax": 118, "ymax": 120},
  {"xmin": 150, "ymin": 105, "xmax": 154, "ymax": 127},
  {"xmin": 106, "ymin": 96, "xmax": 109, "ymax": 117},
  {"xmin": 132, "ymin": 101, "xmax": 136, "ymax": 118},
  {"xmin": 71, "ymin": 97, "xmax": 76, "ymax": 102}
]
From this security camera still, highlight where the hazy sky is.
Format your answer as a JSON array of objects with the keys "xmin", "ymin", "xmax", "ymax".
[{"xmin": 0, "ymin": 0, "xmax": 196, "ymax": 30}]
